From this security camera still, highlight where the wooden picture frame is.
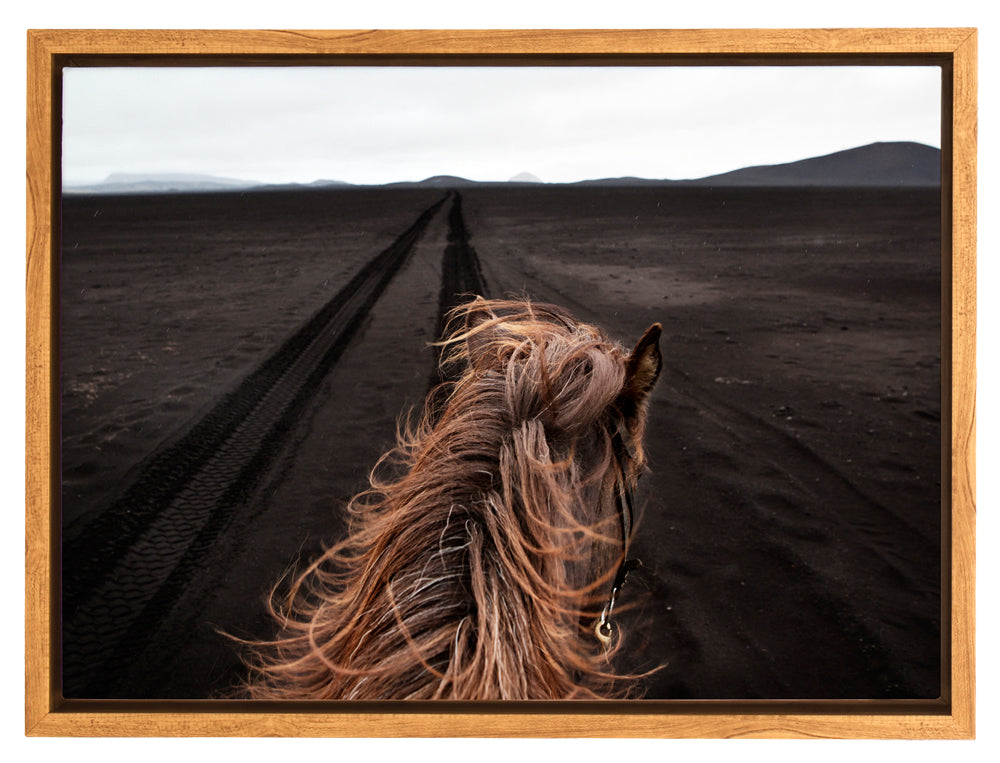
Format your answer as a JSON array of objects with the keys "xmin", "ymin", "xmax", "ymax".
[{"xmin": 25, "ymin": 28, "xmax": 976, "ymax": 738}]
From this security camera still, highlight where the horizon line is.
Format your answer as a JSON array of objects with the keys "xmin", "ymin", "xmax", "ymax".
[{"xmin": 62, "ymin": 140, "xmax": 943, "ymax": 192}]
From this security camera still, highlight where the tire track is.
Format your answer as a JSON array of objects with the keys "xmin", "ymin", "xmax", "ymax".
[
  {"xmin": 431, "ymin": 191, "xmax": 491, "ymax": 388},
  {"xmin": 62, "ymin": 196, "xmax": 447, "ymax": 698}
]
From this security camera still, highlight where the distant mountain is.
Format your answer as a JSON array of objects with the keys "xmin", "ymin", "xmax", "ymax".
[
  {"xmin": 509, "ymin": 172, "xmax": 543, "ymax": 183},
  {"xmin": 308, "ymin": 179, "xmax": 353, "ymax": 187},
  {"xmin": 251, "ymin": 179, "xmax": 354, "ymax": 191},
  {"xmin": 63, "ymin": 173, "xmax": 360, "ymax": 195},
  {"xmin": 388, "ymin": 173, "xmax": 544, "ymax": 188},
  {"xmin": 64, "ymin": 172, "xmax": 262, "ymax": 194},
  {"xmin": 687, "ymin": 142, "xmax": 941, "ymax": 187},
  {"xmin": 576, "ymin": 142, "xmax": 940, "ymax": 188},
  {"xmin": 384, "ymin": 175, "xmax": 482, "ymax": 189},
  {"xmin": 63, "ymin": 142, "xmax": 941, "ymax": 195}
]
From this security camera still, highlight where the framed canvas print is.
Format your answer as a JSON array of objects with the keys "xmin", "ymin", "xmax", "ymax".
[{"xmin": 25, "ymin": 28, "xmax": 976, "ymax": 738}]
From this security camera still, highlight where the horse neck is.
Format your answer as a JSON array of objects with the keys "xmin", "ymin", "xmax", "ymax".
[{"xmin": 498, "ymin": 418, "xmax": 622, "ymax": 613}]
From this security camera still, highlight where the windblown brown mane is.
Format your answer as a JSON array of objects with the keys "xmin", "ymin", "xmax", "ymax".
[{"xmin": 238, "ymin": 298, "xmax": 661, "ymax": 699}]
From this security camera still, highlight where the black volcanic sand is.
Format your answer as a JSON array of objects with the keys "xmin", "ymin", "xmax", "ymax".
[
  {"xmin": 60, "ymin": 188, "xmax": 443, "ymax": 534},
  {"xmin": 60, "ymin": 185, "xmax": 941, "ymax": 700}
]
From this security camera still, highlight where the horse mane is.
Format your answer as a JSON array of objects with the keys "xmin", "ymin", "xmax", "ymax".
[{"xmin": 236, "ymin": 298, "xmax": 658, "ymax": 699}]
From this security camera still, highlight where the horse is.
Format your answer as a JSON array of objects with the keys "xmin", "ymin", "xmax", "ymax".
[{"xmin": 238, "ymin": 297, "xmax": 662, "ymax": 699}]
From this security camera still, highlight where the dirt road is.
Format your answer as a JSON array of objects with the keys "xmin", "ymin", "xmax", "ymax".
[{"xmin": 62, "ymin": 192, "xmax": 487, "ymax": 697}]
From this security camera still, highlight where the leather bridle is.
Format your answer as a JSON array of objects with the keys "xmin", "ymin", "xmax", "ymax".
[{"xmin": 593, "ymin": 416, "xmax": 642, "ymax": 647}]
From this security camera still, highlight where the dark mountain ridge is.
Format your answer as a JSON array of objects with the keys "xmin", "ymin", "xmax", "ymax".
[
  {"xmin": 686, "ymin": 141, "xmax": 940, "ymax": 188},
  {"xmin": 63, "ymin": 142, "xmax": 940, "ymax": 194}
]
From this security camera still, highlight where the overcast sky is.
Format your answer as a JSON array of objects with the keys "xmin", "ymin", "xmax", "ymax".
[{"xmin": 62, "ymin": 65, "xmax": 941, "ymax": 186}]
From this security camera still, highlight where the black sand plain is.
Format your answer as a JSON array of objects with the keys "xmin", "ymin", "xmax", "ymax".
[{"xmin": 59, "ymin": 183, "xmax": 942, "ymax": 700}]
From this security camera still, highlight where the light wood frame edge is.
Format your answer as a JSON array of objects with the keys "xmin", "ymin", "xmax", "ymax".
[{"xmin": 25, "ymin": 28, "xmax": 977, "ymax": 739}]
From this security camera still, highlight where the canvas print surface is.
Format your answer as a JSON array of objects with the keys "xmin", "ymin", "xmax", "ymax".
[{"xmin": 59, "ymin": 66, "xmax": 942, "ymax": 700}]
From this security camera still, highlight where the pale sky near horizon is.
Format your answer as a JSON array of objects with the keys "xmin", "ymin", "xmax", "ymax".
[{"xmin": 62, "ymin": 65, "xmax": 942, "ymax": 186}]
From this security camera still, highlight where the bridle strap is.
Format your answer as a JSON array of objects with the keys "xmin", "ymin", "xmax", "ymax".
[{"xmin": 594, "ymin": 417, "xmax": 642, "ymax": 647}]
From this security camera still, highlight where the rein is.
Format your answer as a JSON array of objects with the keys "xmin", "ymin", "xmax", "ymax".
[{"xmin": 593, "ymin": 416, "xmax": 642, "ymax": 647}]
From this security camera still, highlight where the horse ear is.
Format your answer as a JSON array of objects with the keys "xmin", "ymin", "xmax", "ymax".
[{"xmin": 623, "ymin": 323, "xmax": 662, "ymax": 405}]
